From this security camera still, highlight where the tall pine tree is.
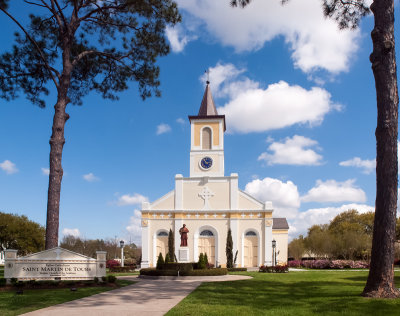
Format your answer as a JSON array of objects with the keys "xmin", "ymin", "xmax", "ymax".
[
  {"xmin": 0, "ymin": 0, "xmax": 180, "ymax": 249},
  {"xmin": 231, "ymin": 0, "xmax": 399, "ymax": 298}
]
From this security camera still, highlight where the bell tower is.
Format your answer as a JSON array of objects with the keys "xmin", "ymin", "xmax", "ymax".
[{"xmin": 188, "ymin": 82, "xmax": 226, "ymax": 177}]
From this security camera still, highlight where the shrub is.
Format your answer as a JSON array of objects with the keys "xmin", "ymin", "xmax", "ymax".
[
  {"xmin": 226, "ymin": 228, "xmax": 233, "ymax": 268},
  {"xmin": 300, "ymin": 260, "xmax": 369, "ymax": 269},
  {"xmin": 165, "ymin": 253, "xmax": 171, "ymax": 263},
  {"xmin": 161, "ymin": 263, "xmax": 193, "ymax": 272},
  {"xmin": 288, "ymin": 260, "xmax": 302, "ymax": 268},
  {"xmin": 206, "ymin": 263, "xmax": 214, "ymax": 269},
  {"xmin": 204, "ymin": 253, "xmax": 209, "ymax": 267},
  {"xmin": 140, "ymin": 268, "xmax": 177, "ymax": 276},
  {"xmin": 106, "ymin": 259, "xmax": 120, "ymax": 269},
  {"xmin": 10, "ymin": 278, "xmax": 18, "ymax": 285},
  {"xmin": 156, "ymin": 253, "xmax": 165, "ymax": 270},
  {"xmin": 259, "ymin": 265, "xmax": 288, "ymax": 273},
  {"xmin": 101, "ymin": 276, "xmax": 107, "ymax": 282},
  {"xmin": 227, "ymin": 268, "xmax": 247, "ymax": 272},
  {"xmin": 180, "ymin": 268, "xmax": 228, "ymax": 276},
  {"xmin": 198, "ymin": 253, "xmax": 206, "ymax": 269},
  {"xmin": 107, "ymin": 275, "xmax": 117, "ymax": 283},
  {"xmin": 93, "ymin": 277, "xmax": 99, "ymax": 283},
  {"xmin": 110, "ymin": 266, "xmax": 136, "ymax": 273},
  {"xmin": 0, "ymin": 278, "xmax": 7, "ymax": 287}
]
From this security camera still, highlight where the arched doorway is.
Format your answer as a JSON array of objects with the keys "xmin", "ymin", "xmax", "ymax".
[
  {"xmin": 156, "ymin": 231, "xmax": 168, "ymax": 259},
  {"xmin": 198, "ymin": 229, "xmax": 215, "ymax": 265},
  {"xmin": 244, "ymin": 231, "xmax": 258, "ymax": 267}
]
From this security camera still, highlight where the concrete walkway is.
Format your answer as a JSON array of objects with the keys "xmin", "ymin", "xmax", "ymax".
[{"xmin": 23, "ymin": 274, "xmax": 252, "ymax": 316}]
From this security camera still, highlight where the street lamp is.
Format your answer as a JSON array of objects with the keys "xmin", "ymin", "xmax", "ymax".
[
  {"xmin": 272, "ymin": 239, "xmax": 276, "ymax": 267},
  {"xmin": 120, "ymin": 240, "xmax": 125, "ymax": 267}
]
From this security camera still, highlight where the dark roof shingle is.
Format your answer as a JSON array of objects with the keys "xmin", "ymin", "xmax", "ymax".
[{"xmin": 273, "ymin": 218, "xmax": 289, "ymax": 230}]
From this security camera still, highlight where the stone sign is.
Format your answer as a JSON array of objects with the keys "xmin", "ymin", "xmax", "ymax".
[{"xmin": 4, "ymin": 247, "xmax": 106, "ymax": 282}]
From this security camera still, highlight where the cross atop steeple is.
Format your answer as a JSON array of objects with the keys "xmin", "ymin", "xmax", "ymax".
[{"xmin": 205, "ymin": 69, "xmax": 210, "ymax": 85}]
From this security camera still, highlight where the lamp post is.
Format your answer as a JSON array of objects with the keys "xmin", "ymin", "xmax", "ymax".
[
  {"xmin": 120, "ymin": 240, "xmax": 125, "ymax": 267},
  {"xmin": 272, "ymin": 239, "xmax": 276, "ymax": 267}
]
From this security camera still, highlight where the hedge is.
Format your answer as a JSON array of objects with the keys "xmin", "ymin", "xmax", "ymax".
[
  {"xmin": 227, "ymin": 268, "xmax": 247, "ymax": 272},
  {"xmin": 140, "ymin": 268, "xmax": 228, "ymax": 276},
  {"xmin": 259, "ymin": 265, "xmax": 288, "ymax": 273},
  {"xmin": 288, "ymin": 260, "xmax": 369, "ymax": 269},
  {"xmin": 109, "ymin": 266, "xmax": 136, "ymax": 273},
  {"xmin": 160, "ymin": 263, "xmax": 193, "ymax": 272},
  {"xmin": 180, "ymin": 268, "xmax": 227, "ymax": 276}
]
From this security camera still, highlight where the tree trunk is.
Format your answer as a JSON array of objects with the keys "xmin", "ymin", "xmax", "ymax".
[
  {"xmin": 362, "ymin": 0, "xmax": 399, "ymax": 298},
  {"xmin": 45, "ymin": 45, "xmax": 72, "ymax": 249},
  {"xmin": 45, "ymin": 95, "xmax": 70, "ymax": 249}
]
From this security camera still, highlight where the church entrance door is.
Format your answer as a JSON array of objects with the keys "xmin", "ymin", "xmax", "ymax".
[
  {"xmin": 156, "ymin": 235, "xmax": 168, "ymax": 259},
  {"xmin": 244, "ymin": 236, "xmax": 258, "ymax": 267},
  {"xmin": 198, "ymin": 237, "xmax": 215, "ymax": 265}
]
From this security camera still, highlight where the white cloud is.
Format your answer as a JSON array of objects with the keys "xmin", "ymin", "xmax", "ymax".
[
  {"xmin": 178, "ymin": 0, "xmax": 360, "ymax": 74},
  {"xmin": 0, "ymin": 160, "xmax": 18, "ymax": 174},
  {"xmin": 176, "ymin": 118, "xmax": 186, "ymax": 125},
  {"xmin": 126, "ymin": 209, "xmax": 142, "ymax": 242},
  {"xmin": 258, "ymin": 135, "xmax": 323, "ymax": 166},
  {"xmin": 201, "ymin": 63, "xmax": 248, "ymax": 97},
  {"xmin": 83, "ymin": 173, "xmax": 100, "ymax": 182},
  {"xmin": 117, "ymin": 193, "xmax": 148, "ymax": 206},
  {"xmin": 301, "ymin": 179, "xmax": 367, "ymax": 203},
  {"xmin": 245, "ymin": 177, "xmax": 300, "ymax": 219},
  {"xmin": 217, "ymin": 79, "xmax": 339, "ymax": 133},
  {"xmin": 156, "ymin": 123, "xmax": 171, "ymax": 135},
  {"xmin": 165, "ymin": 25, "xmax": 196, "ymax": 53},
  {"xmin": 41, "ymin": 167, "xmax": 50, "ymax": 175},
  {"xmin": 289, "ymin": 203, "xmax": 374, "ymax": 238},
  {"xmin": 62, "ymin": 228, "xmax": 81, "ymax": 237},
  {"xmin": 339, "ymin": 157, "xmax": 375, "ymax": 174}
]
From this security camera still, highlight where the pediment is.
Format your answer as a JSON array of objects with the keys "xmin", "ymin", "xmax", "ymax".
[{"xmin": 19, "ymin": 247, "xmax": 95, "ymax": 261}]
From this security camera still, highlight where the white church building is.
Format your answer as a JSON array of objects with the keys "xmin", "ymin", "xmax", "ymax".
[{"xmin": 140, "ymin": 83, "xmax": 289, "ymax": 268}]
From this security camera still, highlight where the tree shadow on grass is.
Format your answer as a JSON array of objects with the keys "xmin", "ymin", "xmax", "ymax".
[{"xmin": 178, "ymin": 276, "xmax": 400, "ymax": 315}]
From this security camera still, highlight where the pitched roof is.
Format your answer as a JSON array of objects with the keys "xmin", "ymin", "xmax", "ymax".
[
  {"xmin": 198, "ymin": 83, "xmax": 218, "ymax": 116},
  {"xmin": 273, "ymin": 218, "xmax": 289, "ymax": 230}
]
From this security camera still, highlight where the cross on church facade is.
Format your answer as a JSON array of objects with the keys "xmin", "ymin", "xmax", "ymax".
[{"xmin": 198, "ymin": 186, "xmax": 214, "ymax": 210}]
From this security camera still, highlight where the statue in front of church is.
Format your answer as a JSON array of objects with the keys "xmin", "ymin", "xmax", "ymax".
[{"xmin": 179, "ymin": 224, "xmax": 189, "ymax": 247}]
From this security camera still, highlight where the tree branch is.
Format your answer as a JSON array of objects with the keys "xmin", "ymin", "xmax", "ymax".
[
  {"xmin": 72, "ymin": 50, "xmax": 132, "ymax": 66},
  {"xmin": 0, "ymin": 7, "xmax": 59, "ymax": 88}
]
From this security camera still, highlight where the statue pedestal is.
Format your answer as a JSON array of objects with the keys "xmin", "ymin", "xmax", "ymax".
[{"xmin": 178, "ymin": 247, "xmax": 189, "ymax": 262}]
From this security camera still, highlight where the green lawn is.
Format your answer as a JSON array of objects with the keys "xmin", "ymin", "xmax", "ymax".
[
  {"xmin": 0, "ymin": 279, "xmax": 134, "ymax": 316},
  {"xmin": 167, "ymin": 271, "xmax": 400, "ymax": 316}
]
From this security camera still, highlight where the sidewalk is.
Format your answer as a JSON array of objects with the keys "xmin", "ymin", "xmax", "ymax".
[{"xmin": 23, "ymin": 274, "xmax": 252, "ymax": 316}]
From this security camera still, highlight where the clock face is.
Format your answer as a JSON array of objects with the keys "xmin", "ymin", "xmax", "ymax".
[{"xmin": 200, "ymin": 157, "xmax": 213, "ymax": 169}]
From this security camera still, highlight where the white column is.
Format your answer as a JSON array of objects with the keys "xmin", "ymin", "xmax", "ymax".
[
  {"xmin": 141, "ymin": 223, "xmax": 150, "ymax": 268},
  {"xmin": 264, "ymin": 220, "xmax": 273, "ymax": 266},
  {"xmin": 230, "ymin": 218, "xmax": 239, "ymax": 266},
  {"xmin": 175, "ymin": 174, "xmax": 183, "ymax": 210},
  {"xmin": 193, "ymin": 232, "xmax": 199, "ymax": 262},
  {"xmin": 153, "ymin": 233, "xmax": 157, "ymax": 266},
  {"xmin": 229, "ymin": 173, "xmax": 238, "ymax": 210}
]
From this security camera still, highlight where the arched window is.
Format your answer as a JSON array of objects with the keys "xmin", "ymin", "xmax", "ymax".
[
  {"xmin": 157, "ymin": 231, "xmax": 168, "ymax": 237},
  {"xmin": 200, "ymin": 230, "xmax": 214, "ymax": 236},
  {"xmin": 245, "ymin": 231, "xmax": 257, "ymax": 236},
  {"xmin": 202, "ymin": 127, "xmax": 212, "ymax": 150}
]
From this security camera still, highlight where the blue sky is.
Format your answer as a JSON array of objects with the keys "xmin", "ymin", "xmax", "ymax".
[{"xmin": 0, "ymin": 1, "xmax": 399, "ymax": 244}]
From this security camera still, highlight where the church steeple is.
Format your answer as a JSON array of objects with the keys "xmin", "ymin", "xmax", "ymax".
[
  {"xmin": 198, "ymin": 83, "xmax": 218, "ymax": 116},
  {"xmin": 188, "ymin": 82, "xmax": 226, "ymax": 177}
]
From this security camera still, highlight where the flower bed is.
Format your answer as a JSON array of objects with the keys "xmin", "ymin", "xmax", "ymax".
[
  {"xmin": 288, "ymin": 260, "xmax": 369, "ymax": 269},
  {"xmin": 259, "ymin": 265, "xmax": 288, "ymax": 273}
]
